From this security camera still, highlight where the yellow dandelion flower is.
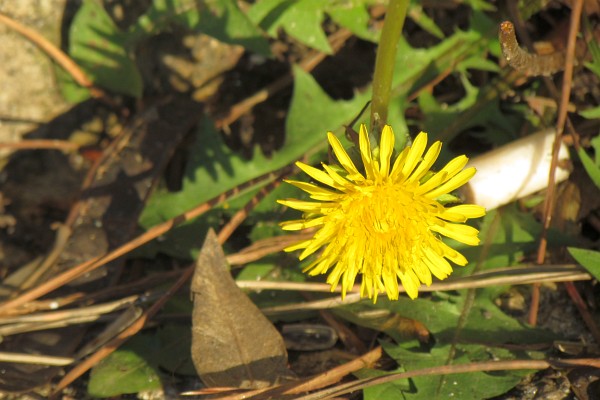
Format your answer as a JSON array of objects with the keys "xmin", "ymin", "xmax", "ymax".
[{"xmin": 278, "ymin": 124, "xmax": 486, "ymax": 302}]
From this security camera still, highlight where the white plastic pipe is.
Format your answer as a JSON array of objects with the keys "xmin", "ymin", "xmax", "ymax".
[{"xmin": 465, "ymin": 129, "xmax": 571, "ymax": 210}]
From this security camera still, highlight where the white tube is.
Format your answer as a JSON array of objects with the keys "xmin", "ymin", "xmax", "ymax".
[{"xmin": 465, "ymin": 129, "xmax": 571, "ymax": 210}]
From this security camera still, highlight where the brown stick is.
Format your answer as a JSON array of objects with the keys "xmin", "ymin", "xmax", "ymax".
[{"xmin": 529, "ymin": 0, "xmax": 584, "ymax": 327}]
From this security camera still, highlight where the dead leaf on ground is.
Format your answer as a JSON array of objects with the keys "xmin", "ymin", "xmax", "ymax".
[{"xmin": 191, "ymin": 229, "xmax": 292, "ymax": 389}]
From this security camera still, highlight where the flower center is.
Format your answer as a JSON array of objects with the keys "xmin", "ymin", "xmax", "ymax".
[{"xmin": 332, "ymin": 179, "xmax": 441, "ymax": 270}]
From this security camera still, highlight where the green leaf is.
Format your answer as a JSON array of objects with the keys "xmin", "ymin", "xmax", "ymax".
[
  {"xmin": 568, "ymin": 247, "xmax": 600, "ymax": 281},
  {"xmin": 130, "ymin": 0, "xmax": 200, "ymax": 38},
  {"xmin": 451, "ymin": 205, "xmax": 575, "ymax": 278},
  {"xmin": 248, "ymin": 0, "xmax": 332, "ymax": 53},
  {"xmin": 337, "ymin": 291, "xmax": 552, "ymax": 345},
  {"xmin": 63, "ymin": 0, "xmax": 143, "ymax": 101},
  {"xmin": 580, "ymin": 105, "xmax": 600, "ymax": 120},
  {"xmin": 139, "ymin": 67, "xmax": 370, "ymax": 258},
  {"xmin": 584, "ymin": 37, "xmax": 600, "ymax": 78},
  {"xmin": 88, "ymin": 335, "xmax": 162, "ymax": 397},
  {"xmin": 286, "ymin": 66, "xmax": 371, "ymax": 140},
  {"xmin": 196, "ymin": 0, "xmax": 272, "ymax": 56},
  {"xmin": 357, "ymin": 368, "xmax": 410, "ymax": 400},
  {"xmin": 391, "ymin": 12, "xmax": 495, "ymax": 92},
  {"xmin": 130, "ymin": 0, "xmax": 270, "ymax": 56},
  {"xmin": 157, "ymin": 325, "xmax": 197, "ymax": 376},
  {"xmin": 408, "ymin": 3, "xmax": 444, "ymax": 39},
  {"xmin": 462, "ymin": 0, "xmax": 496, "ymax": 11},
  {"xmin": 336, "ymin": 288, "xmax": 552, "ymax": 398},
  {"xmin": 382, "ymin": 342, "xmax": 524, "ymax": 399},
  {"xmin": 327, "ymin": 2, "xmax": 379, "ymax": 42},
  {"xmin": 577, "ymin": 136, "xmax": 600, "ymax": 188}
]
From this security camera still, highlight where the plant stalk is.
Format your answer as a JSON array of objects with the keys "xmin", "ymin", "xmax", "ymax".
[{"xmin": 370, "ymin": 0, "xmax": 409, "ymax": 137}]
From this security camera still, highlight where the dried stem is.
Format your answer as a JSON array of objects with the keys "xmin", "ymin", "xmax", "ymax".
[{"xmin": 530, "ymin": 0, "xmax": 584, "ymax": 327}]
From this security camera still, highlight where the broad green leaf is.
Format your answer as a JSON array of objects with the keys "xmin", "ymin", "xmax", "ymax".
[
  {"xmin": 568, "ymin": 247, "xmax": 600, "ymax": 281},
  {"xmin": 130, "ymin": 0, "xmax": 200, "ymax": 38},
  {"xmin": 236, "ymin": 263, "xmax": 277, "ymax": 281},
  {"xmin": 580, "ymin": 106, "xmax": 600, "ymax": 120},
  {"xmin": 382, "ymin": 342, "xmax": 524, "ymax": 399},
  {"xmin": 248, "ymin": 0, "xmax": 332, "ymax": 53},
  {"xmin": 327, "ymin": 2, "xmax": 379, "ymax": 42},
  {"xmin": 196, "ymin": 0, "xmax": 271, "ymax": 56},
  {"xmin": 88, "ymin": 335, "xmax": 161, "ymax": 397},
  {"xmin": 237, "ymin": 261, "xmax": 308, "ymax": 321},
  {"xmin": 452, "ymin": 207, "xmax": 540, "ymax": 274},
  {"xmin": 356, "ymin": 368, "xmax": 410, "ymax": 400},
  {"xmin": 130, "ymin": 0, "xmax": 270, "ymax": 56},
  {"xmin": 337, "ymin": 290, "xmax": 552, "ymax": 345},
  {"xmin": 63, "ymin": 0, "xmax": 143, "ymax": 101},
  {"xmin": 139, "ymin": 67, "xmax": 370, "ymax": 258},
  {"xmin": 286, "ymin": 66, "xmax": 371, "ymax": 141},
  {"xmin": 336, "ymin": 288, "xmax": 552, "ymax": 398},
  {"xmin": 157, "ymin": 325, "xmax": 197, "ymax": 376}
]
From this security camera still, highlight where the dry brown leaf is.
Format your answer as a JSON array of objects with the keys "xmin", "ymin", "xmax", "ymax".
[{"xmin": 191, "ymin": 230, "xmax": 291, "ymax": 389}]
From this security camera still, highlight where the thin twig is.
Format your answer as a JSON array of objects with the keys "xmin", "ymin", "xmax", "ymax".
[
  {"xmin": 217, "ymin": 178, "xmax": 283, "ymax": 244},
  {"xmin": 0, "ymin": 295, "xmax": 138, "ymax": 326},
  {"xmin": 530, "ymin": 0, "xmax": 584, "ymax": 327},
  {"xmin": 247, "ymin": 264, "xmax": 591, "ymax": 314}
]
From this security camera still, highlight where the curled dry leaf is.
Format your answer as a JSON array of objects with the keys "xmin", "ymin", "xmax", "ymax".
[
  {"xmin": 191, "ymin": 230, "xmax": 292, "ymax": 389},
  {"xmin": 499, "ymin": 21, "xmax": 566, "ymax": 76}
]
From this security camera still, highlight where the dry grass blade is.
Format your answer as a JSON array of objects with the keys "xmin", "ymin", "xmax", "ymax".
[
  {"xmin": 50, "ymin": 265, "xmax": 194, "ymax": 398},
  {"xmin": 0, "ymin": 352, "xmax": 74, "ymax": 366},
  {"xmin": 0, "ymin": 140, "xmax": 80, "ymax": 152},
  {"xmin": 227, "ymin": 232, "xmax": 314, "ymax": 266},
  {"xmin": 243, "ymin": 264, "xmax": 591, "ymax": 314},
  {"xmin": 0, "ymin": 295, "xmax": 139, "ymax": 336}
]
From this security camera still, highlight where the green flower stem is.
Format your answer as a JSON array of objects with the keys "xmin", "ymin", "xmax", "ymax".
[{"xmin": 370, "ymin": 0, "xmax": 408, "ymax": 137}]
